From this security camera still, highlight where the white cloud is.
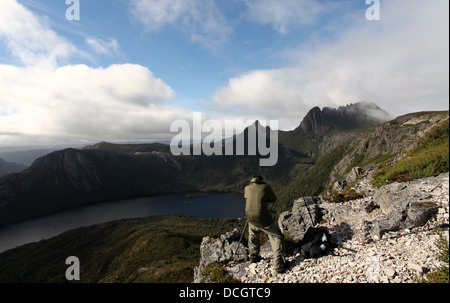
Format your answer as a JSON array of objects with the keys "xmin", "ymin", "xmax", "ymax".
[
  {"xmin": 213, "ymin": 68, "xmax": 309, "ymax": 116},
  {"xmin": 243, "ymin": 0, "xmax": 338, "ymax": 33},
  {"xmin": 0, "ymin": 63, "xmax": 181, "ymax": 145},
  {"xmin": 130, "ymin": 0, "xmax": 232, "ymax": 49},
  {"xmin": 0, "ymin": 0, "xmax": 76, "ymax": 67},
  {"xmin": 0, "ymin": 0, "xmax": 182, "ymax": 146},
  {"xmin": 86, "ymin": 37, "xmax": 120, "ymax": 56},
  {"xmin": 211, "ymin": 0, "xmax": 449, "ymax": 129},
  {"xmin": 130, "ymin": 0, "xmax": 191, "ymax": 27}
]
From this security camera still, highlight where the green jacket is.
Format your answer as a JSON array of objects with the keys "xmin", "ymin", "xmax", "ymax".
[{"xmin": 244, "ymin": 177, "xmax": 277, "ymax": 227}]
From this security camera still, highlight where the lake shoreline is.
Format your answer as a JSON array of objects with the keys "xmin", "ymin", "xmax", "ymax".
[
  {"xmin": 1, "ymin": 190, "xmax": 244, "ymax": 229},
  {"xmin": 0, "ymin": 191, "xmax": 245, "ymax": 253}
]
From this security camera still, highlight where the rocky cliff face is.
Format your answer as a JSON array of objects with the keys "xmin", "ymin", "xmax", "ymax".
[
  {"xmin": 296, "ymin": 102, "xmax": 390, "ymax": 135},
  {"xmin": 1, "ymin": 107, "xmax": 446, "ymax": 229}
]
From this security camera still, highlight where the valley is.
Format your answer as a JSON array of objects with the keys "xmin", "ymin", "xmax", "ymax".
[
  {"xmin": 0, "ymin": 103, "xmax": 448, "ymax": 283},
  {"xmin": 0, "ymin": 102, "xmax": 393, "ymax": 227}
]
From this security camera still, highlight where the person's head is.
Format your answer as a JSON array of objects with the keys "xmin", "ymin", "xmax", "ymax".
[
  {"xmin": 251, "ymin": 174, "xmax": 265, "ymax": 184},
  {"xmin": 253, "ymin": 175, "xmax": 263, "ymax": 181}
]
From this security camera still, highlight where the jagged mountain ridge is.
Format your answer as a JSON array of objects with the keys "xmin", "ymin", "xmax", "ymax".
[
  {"xmin": 0, "ymin": 105, "xmax": 447, "ymax": 284},
  {"xmin": 295, "ymin": 102, "xmax": 390, "ymax": 135},
  {"xmin": 0, "ymin": 103, "xmax": 446, "ymax": 227}
]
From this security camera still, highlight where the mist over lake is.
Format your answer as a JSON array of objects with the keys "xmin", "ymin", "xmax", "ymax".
[{"xmin": 0, "ymin": 192, "xmax": 245, "ymax": 253}]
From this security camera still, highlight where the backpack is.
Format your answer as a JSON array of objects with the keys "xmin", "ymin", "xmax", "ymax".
[{"xmin": 298, "ymin": 227, "xmax": 331, "ymax": 258}]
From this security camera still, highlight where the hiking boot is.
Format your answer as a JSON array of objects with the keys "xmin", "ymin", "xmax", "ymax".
[
  {"xmin": 275, "ymin": 260, "xmax": 291, "ymax": 274},
  {"xmin": 250, "ymin": 255, "xmax": 262, "ymax": 263}
]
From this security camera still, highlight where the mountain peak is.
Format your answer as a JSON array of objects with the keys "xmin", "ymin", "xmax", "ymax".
[{"xmin": 296, "ymin": 102, "xmax": 390, "ymax": 135}]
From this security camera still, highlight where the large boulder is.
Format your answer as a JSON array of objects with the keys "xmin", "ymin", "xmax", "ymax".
[
  {"xmin": 278, "ymin": 196, "xmax": 323, "ymax": 240},
  {"xmin": 369, "ymin": 210, "xmax": 406, "ymax": 239},
  {"xmin": 369, "ymin": 173, "xmax": 448, "ymax": 238},
  {"xmin": 374, "ymin": 182, "xmax": 433, "ymax": 215},
  {"xmin": 370, "ymin": 202, "xmax": 439, "ymax": 239},
  {"xmin": 194, "ymin": 228, "xmax": 248, "ymax": 283},
  {"xmin": 404, "ymin": 202, "xmax": 440, "ymax": 229},
  {"xmin": 346, "ymin": 167, "xmax": 364, "ymax": 184}
]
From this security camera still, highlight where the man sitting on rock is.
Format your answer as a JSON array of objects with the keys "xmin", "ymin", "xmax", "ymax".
[{"xmin": 244, "ymin": 175, "xmax": 289, "ymax": 273}]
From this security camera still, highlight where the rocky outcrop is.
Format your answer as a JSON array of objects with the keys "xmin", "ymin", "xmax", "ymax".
[
  {"xmin": 194, "ymin": 228, "xmax": 249, "ymax": 283},
  {"xmin": 237, "ymin": 224, "xmax": 444, "ymax": 283},
  {"xmin": 329, "ymin": 167, "xmax": 366, "ymax": 193},
  {"xmin": 374, "ymin": 175, "xmax": 446, "ymax": 215},
  {"xmin": 193, "ymin": 197, "xmax": 325, "ymax": 282},
  {"xmin": 195, "ymin": 172, "xmax": 449, "ymax": 283},
  {"xmin": 369, "ymin": 173, "xmax": 448, "ymax": 239},
  {"xmin": 278, "ymin": 196, "xmax": 324, "ymax": 240},
  {"xmin": 368, "ymin": 202, "xmax": 440, "ymax": 240}
]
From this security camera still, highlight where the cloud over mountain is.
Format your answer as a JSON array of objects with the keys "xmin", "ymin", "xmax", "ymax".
[
  {"xmin": 0, "ymin": 0, "xmax": 448, "ymax": 146},
  {"xmin": 210, "ymin": 0, "xmax": 449, "ymax": 130}
]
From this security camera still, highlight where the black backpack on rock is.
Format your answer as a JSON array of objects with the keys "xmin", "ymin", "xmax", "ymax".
[{"xmin": 298, "ymin": 227, "xmax": 332, "ymax": 258}]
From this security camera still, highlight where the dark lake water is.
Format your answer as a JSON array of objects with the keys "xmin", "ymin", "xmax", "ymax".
[{"xmin": 0, "ymin": 192, "xmax": 245, "ymax": 253}]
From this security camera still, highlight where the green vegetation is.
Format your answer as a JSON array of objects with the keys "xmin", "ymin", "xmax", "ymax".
[
  {"xmin": 364, "ymin": 152, "xmax": 397, "ymax": 168},
  {"xmin": 274, "ymin": 144, "xmax": 347, "ymax": 214},
  {"xmin": 282, "ymin": 232, "xmax": 300, "ymax": 256},
  {"xmin": 416, "ymin": 226, "xmax": 449, "ymax": 283},
  {"xmin": 201, "ymin": 262, "xmax": 239, "ymax": 283},
  {"xmin": 327, "ymin": 189, "xmax": 365, "ymax": 203},
  {"xmin": 372, "ymin": 119, "xmax": 449, "ymax": 187},
  {"xmin": 0, "ymin": 216, "xmax": 241, "ymax": 283}
]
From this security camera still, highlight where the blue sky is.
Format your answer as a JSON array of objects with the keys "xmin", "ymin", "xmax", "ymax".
[{"xmin": 0, "ymin": 0, "xmax": 449, "ymax": 146}]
